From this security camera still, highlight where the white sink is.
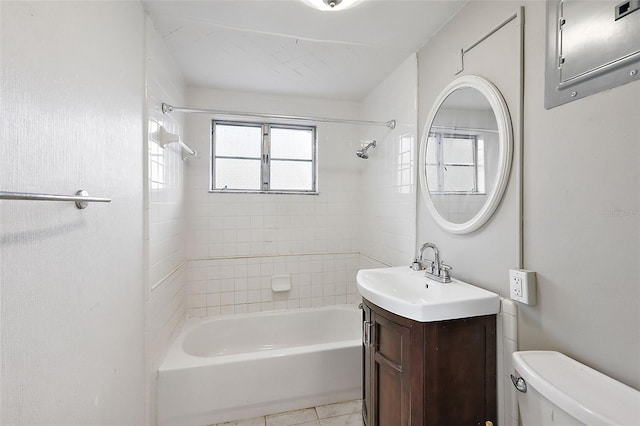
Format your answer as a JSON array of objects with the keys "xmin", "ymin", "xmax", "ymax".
[{"xmin": 356, "ymin": 266, "xmax": 500, "ymax": 322}]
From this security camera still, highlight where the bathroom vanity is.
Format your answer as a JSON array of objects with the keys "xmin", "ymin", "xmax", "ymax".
[
  {"xmin": 356, "ymin": 267, "xmax": 499, "ymax": 426},
  {"xmin": 362, "ymin": 299, "xmax": 496, "ymax": 425}
]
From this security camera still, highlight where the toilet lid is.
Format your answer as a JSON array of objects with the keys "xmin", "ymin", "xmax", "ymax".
[{"xmin": 512, "ymin": 351, "xmax": 640, "ymax": 426}]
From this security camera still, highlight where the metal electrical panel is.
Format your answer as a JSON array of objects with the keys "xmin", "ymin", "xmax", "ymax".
[{"xmin": 545, "ymin": 0, "xmax": 640, "ymax": 109}]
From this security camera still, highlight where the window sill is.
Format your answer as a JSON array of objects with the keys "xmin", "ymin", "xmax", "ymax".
[
  {"xmin": 430, "ymin": 192, "xmax": 487, "ymax": 195},
  {"xmin": 209, "ymin": 190, "xmax": 319, "ymax": 195}
]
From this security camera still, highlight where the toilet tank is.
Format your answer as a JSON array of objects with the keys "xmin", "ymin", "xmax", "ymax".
[{"xmin": 512, "ymin": 351, "xmax": 640, "ymax": 426}]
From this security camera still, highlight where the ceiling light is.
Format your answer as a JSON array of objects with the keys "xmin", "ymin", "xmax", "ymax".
[{"xmin": 300, "ymin": 0, "xmax": 366, "ymax": 12}]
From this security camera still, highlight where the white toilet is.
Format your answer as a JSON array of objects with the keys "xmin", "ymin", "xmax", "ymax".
[{"xmin": 512, "ymin": 351, "xmax": 640, "ymax": 425}]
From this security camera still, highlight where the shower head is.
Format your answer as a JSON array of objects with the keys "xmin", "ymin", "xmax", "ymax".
[{"xmin": 356, "ymin": 140, "xmax": 376, "ymax": 159}]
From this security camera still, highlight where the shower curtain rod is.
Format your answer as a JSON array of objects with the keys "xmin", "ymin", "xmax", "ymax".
[{"xmin": 162, "ymin": 103, "xmax": 396, "ymax": 129}]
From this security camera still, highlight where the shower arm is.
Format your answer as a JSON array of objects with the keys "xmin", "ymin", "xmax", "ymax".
[{"xmin": 363, "ymin": 141, "xmax": 376, "ymax": 150}]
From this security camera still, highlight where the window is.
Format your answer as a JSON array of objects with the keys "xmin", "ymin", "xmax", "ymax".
[
  {"xmin": 211, "ymin": 121, "xmax": 317, "ymax": 193},
  {"xmin": 396, "ymin": 134, "xmax": 414, "ymax": 194},
  {"xmin": 149, "ymin": 121, "xmax": 166, "ymax": 190},
  {"xmin": 425, "ymin": 132, "xmax": 485, "ymax": 194}
]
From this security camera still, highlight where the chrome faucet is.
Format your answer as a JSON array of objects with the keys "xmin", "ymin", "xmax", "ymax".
[
  {"xmin": 411, "ymin": 242, "xmax": 452, "ymax": 283},
  {"xmin": 419, "ymin": 242, "xmax": 439, "ymax": 274}
]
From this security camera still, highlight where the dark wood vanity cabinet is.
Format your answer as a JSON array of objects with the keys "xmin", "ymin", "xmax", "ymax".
[{"xmin": 362, "ymin": 299, "xmax": 496, "ymax": 426}]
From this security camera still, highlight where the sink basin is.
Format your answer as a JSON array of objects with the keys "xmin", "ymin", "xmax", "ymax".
[{"xmin": 356, "ymin": 266, "xmax": 500, "ymax": 322}]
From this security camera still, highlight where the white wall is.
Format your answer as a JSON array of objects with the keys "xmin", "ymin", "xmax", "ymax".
[
  {"xmin": 520, "ymin": 1, "xmax": 639, "ymax": 389},
  {"xmin": 144, "ymin": 15, "xmax": 188, "ymax": 425},
  {"xmin": 417, "ymin": 0, "xmax": 640, "ymax": 395},
  {"xmin": 358, "ymin": 55, "xmax": 418, "ymax": 267},
  {"xmin": 0, "ymin": 2, "xmax": 146, "ymax": 424},
  {"xmin": 183, "ymin": 88, "xmax": 363, "ymax": 316}
]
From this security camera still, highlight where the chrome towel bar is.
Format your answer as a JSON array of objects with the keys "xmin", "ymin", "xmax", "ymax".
[{"xmin": 0, "ymin": 190, "xmax": 111, "ymax": 209}]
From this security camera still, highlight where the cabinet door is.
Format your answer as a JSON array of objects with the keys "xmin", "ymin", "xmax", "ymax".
[
  {"xmin": 372, "ymin": 311, "xmax": 411, "ymax": 426},
  {"xmin": 424, "ymin": 316, "xmax": 497, "ymax": 425},
  {"xmin": 362, "ymin": 303, "xmax": 372, "ymax": 426}
]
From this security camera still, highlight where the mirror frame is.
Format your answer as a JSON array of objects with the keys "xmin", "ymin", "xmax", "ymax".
[{"xmin": 419, "ymin": 75, "xmax": 513, "ymax": 234}]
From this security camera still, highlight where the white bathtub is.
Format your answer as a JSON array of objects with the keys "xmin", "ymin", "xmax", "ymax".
[{"xmin": 157, "ymin": 305, "xmax": 363, "ymax": 426}]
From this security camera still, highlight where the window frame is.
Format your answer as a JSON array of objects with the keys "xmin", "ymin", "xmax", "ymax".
[
  {"xmin": 426, "ymin": 131, "xmax": 486, "ymax": 195},
  {"xmin": 210, "ymin": 120, "xmax": 318, "ymax": 194}
]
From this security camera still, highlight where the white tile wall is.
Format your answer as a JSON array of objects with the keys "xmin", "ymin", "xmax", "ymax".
[
  {"xmin": 146, "ymin": 265, "xmax": 187, "ymax": 360},
  {"xmin": 145, "ymin": 24, "xmax": 188, "ymax": 344},
  {"xmin": 186, "ymin": 253, "xmax": 361, "ymax": 317},
  {"xmin": 185, "ymin": 252, "xmax": 395, "ymax": 318},
  {"xmin": 358, "ymin": 55, "xmax": 418, "ymax": 266},
  {"xmin": 147, "ymin": 117, "xmax": 186, "ymax": 284},
  {"xmin": 144, "ymin": 16, "xmax": 188, "ymax": 425},
  {"xmin": 357, "ymin": 253, "xmax": 391, "ymax": 270},
  {"xmin": 498, "ymin": 298, "xmax": 519, "ymax": 426},
  {"xmin": 183, "ymin": 87, "xmax": 363, "ymax": 262},
  {"xmin": 186, "ymin": 192, "xmax": 360, "ymax": 259},
  {"xmin": 178, "ymin": 88, "xmax": 368, "ymax": 317},
  {"xmin": 178, "ymin": 59, "xmax": 420, "ymax": 317}
]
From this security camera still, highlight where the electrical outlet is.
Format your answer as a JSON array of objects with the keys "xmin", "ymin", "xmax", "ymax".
[
  {"xmin": 509, "ymin": 269, "xmax": 537, "ymax": 305},
  {"xmin": 511, "ymin": 274, "xmax": 523, "ymax": 297}
]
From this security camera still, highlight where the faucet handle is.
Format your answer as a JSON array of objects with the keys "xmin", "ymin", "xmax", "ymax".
[
  {"xmin": 440, "ymin": 263, "xmax": 452, "ymax": 281},
  {"xmin": 424, "ymin": 260, "xmax": 435, "ymax": 274},
  {"xmin": 410, "ymin": 259, "xmax": 422, "ymax": 271}
]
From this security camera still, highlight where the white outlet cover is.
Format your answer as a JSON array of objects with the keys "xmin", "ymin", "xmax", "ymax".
[{"xmin": 509, "ymin": 269, "xmax": 537, "ymax": 305}]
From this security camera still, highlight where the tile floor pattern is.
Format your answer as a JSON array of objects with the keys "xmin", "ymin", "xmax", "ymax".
[{"xmin": 212, "ymin": 399, "xmax": 363, "ymax": 426}]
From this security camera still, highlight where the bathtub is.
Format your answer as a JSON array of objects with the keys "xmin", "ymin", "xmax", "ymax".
[{"xmin": 157, "ymin": 305, "xmax": 363, "ymax": 426}]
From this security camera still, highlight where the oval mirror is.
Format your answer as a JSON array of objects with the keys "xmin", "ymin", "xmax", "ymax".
[{"xmin": 419, "ymin": 75, "xmax": 513, "ymax": 234}]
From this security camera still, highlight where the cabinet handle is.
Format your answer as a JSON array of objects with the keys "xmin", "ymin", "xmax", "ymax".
[{"xmin": 363, "ymin": 321, "xmax": 372, "ymax": 347}]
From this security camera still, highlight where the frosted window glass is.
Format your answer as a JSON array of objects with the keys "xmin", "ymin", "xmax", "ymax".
[
  {"xmin": 215, "ymin": 124, "xmax": 262, "ymax": 158},
  {"xmin": 443, "ymin": 138, "xmax": 474, "ymax": 164},
  {"xmin": 271, "ymin": 128, "xmax": 313, "ymax": 160},
  {"xmin": 270, "ymin": 160, "xmax": 312, "ymax": 191},
  {"xmin": 149, "ymin": 139, "xmax": 165, "ymax": 190},
  {"xmin": 215, "ymin": 159, "xmax": 261, "ymax": 190},
  {"xmin": 477, "ymin": 139, "xmax": 486, "ymax": 193},
  {"xmin": 211, "ymin": 121, "xmax": 316, "ymax": 193}
]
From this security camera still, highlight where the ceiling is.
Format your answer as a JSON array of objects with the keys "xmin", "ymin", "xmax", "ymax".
[{"xmin": 142, "ymin": 0, "xmax": 466, "ymax": 101}]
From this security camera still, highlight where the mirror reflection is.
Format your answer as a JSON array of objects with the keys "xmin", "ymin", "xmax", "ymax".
[{"xmin": 425, "ymin": 87, "xmax": 500, "ymax": 224}]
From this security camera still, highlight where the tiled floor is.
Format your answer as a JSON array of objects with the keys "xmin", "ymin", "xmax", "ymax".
[{"xmin": 212, "ymin": 399, "xmax": 363, "ymax": 426}]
